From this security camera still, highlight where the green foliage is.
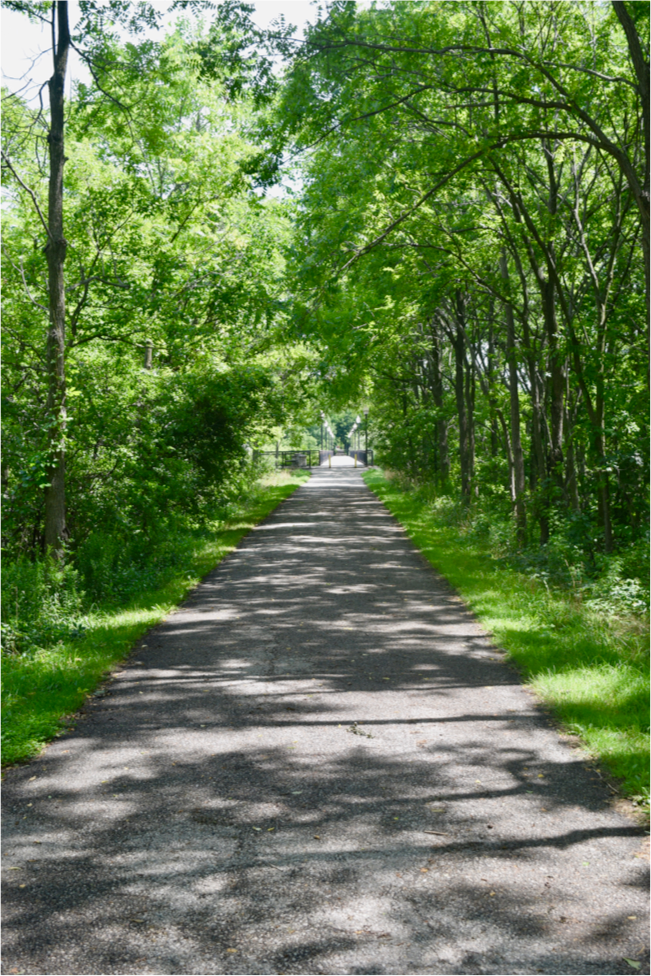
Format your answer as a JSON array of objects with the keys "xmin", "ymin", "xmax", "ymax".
[
  {"xmin": 2, "ymin": 20, "xmax": 316, "ymax": 558},
  {"xmin": 1, "ymin": 471, "xmax": 308, "ymax": 766},
  {"xmin": 2, "ymin": 0, "xmax": 647, "ymax": 813},
  {"xmin": 1, "ymin": 558, "xmax": 87, "ymax": 657},
  {"xmin": 1, "ymin": 12, "xmax": 319, "ymax": 773},
  {"xmin": 364, "ymin": 469, "xmax": 649, "ymax": 808}
]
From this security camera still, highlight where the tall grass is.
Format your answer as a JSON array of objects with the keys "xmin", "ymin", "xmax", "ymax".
[
  {"xmin": 2, "ymin": 470, "xmax": 308, "ymax": 766},
  {"xmin": 363, "ymin": 469, "xmax": 649, "ymax": 810}
]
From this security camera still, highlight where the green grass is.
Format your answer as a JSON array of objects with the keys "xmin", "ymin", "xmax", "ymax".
[
  {"xmin": 363, "ymin": 469, "xmax": 650, "ymax": 809},
  {"xmin": 1, "ymin": 470, "xmax": 308, "ymax": 767}
]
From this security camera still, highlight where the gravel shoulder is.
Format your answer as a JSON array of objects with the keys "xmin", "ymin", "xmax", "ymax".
[{"xmin": 2, "ymin": 468, "xmax": 649, "ymax": 975}]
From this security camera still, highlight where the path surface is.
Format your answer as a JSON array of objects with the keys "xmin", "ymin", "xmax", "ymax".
[
  {"xmin": 2, "ymin": 469, "xmax": 648, "ymax": 976},
  {"xmin": 321, "ymin": 456, "xmax": 357, "ymax": 466}
]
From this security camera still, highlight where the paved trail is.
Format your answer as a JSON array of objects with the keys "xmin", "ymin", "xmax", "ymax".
[{"xmin": 2, "ymin": 469, "xmax": 648, "ymax": 975}]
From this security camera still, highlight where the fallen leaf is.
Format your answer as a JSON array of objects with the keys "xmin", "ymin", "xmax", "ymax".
[
  {"xmin": 423, "ymin": 830, "xmax": 448, "ymax": 836},
  {"xmin": 489, "ymin": 891, "xmax": 495, "ymax": 896},
  {"xmin": 538, "ymin": 774, "xmax": 545, "ymax": 778},
  {"xmin": 628, "ymin": 916, "xmax": 637, "ymax": 920},
  {"xmin": 624, "ymin": 960, "xmax": 641, "ymax": 970},
  {"xmin": 8, "ymin": 867, "xmax": 20, "ymax": 871},
  {"xmin": 314, "ymin": 835, "xmax": 321, "ymax": 840},
  {"xmin": 291, "ymin": 790, "xmax": 303, "ymax": 795},
  {"xmin": 226, "ymin": 948, "xmax": 238, "ymax": 954},
  {"xmin": 28, "ymin": 776, "xmax": 36, "ymax": 782},
  {"xmin": 420, "ymin": 868, "xmax": 428, "ymax": 873},
  {"xmin": 19, "ymin": 884, "xmax": 26, "ymax": 888}
]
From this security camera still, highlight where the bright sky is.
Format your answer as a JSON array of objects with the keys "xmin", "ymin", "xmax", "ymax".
[{"xmin": 1, "ymin": 1, "xmax": 321, "ymax": 100}]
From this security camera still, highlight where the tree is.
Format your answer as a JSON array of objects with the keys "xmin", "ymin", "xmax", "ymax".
[
  {"xmin": 2, "ymin": 0, "xmax": 295, "ymax": 559},
  {"xmin": 2, "ymin": 16, "xmax": 308, "ymax": 560},
  {"xmin": 278, "ymin": 0, "xmax": 647, "ymax": 554}
]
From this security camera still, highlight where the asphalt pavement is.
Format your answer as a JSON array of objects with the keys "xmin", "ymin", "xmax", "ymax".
[{"xmin": 2, "ymin": 468, "xmax": 649, "ymax": 975}]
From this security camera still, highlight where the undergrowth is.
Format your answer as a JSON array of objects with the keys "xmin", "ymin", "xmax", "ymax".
[
  {"xmin": 1, "ymin": 469, "xmax": 308, "ymax": 766},
  {"xmin": 363, "ymin": 469, "xmax": 650, "ymax": 812}
]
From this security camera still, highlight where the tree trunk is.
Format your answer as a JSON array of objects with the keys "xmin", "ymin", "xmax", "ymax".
[
  {"xmin": 564, "ymin": 414, "xmax": 581, "ymax": 513},
  {"xmin": 487, "ymin": 325, "xmax": 500, "ymax": 457},
  {"xmin": 612, "ymin": 1, "xmax": 650, "ymax": 331},
  {"xmin": 594, "ymin": 392, "xmax": 613, "ymax": 552},
  {"xmin": 44, "ymin": 1, "xmax": 70, "ymax": 560},
  {"xmin": 431, "ymin": 319, "xmax": 450, "ymax": 486},
  {"xmin": 452, "ymin": 297, "xmax": 471, "ymax": 501},
  {"xmin": 465, "ymin": 339, "xmax": 476, "ymax": 496},
  {"xmin": 595, "ymin": 449, "xmax": 613, "ymax": 553},
  {"xmin": 642, "ymin": 214, "xmax": 651, "ymax": 393},
  {"xmin": 500, "ymin": 250, "xmax": 526, "ymax": 544},
  {"xmin": 496, "ymin": 409, "xmax": 515, "ymax": 502},
  {"xmin": 541, "ymin": 278, "xmax": 565, "ymax": 491}
]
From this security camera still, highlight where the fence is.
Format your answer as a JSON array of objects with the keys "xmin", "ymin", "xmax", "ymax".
[
  {"xmin": 253, "ymin": 450, "xmax": 320, "ymax": 469},
  {"xmin": 348, "ymin": 449, "xmax": 373, "ymax": 466},
  {"xmin": 253, "ymin": 449, "xmax": 374, "ymax": 469}
]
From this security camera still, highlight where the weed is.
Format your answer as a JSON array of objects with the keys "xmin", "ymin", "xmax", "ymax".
[
  {"xmin": 363, "ymin": 469, "xmax": 650, "ymax": 810},
  {"xmin": 1, "ymin": 470, "xmax": 308, "ymax": 766}
]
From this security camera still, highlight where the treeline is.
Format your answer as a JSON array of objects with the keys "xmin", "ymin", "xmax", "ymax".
[
  {"xmin": 1, "ymin": 2, "xmax": 328, "ymax": 664},
  {"xmin": 2, "ymin": 4, "xmax": 311, "ymax": 575},
  {"xmin": 2, "ymin": 0, "xmax": 648, "ymax": 611},
  {"xmin": 278, "ymin": 0, "xmax": 648, "ymax": 586}
]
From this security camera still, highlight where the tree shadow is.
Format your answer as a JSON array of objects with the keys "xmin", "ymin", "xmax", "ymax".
[{"xmin": 3, "ymin": 471, "xmax": 648, "ymax": 975}]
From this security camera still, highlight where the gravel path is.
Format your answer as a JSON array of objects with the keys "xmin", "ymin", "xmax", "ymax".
[{"xmin": 2, "ymin": 469, "xmax": 648, "ymax": 975}]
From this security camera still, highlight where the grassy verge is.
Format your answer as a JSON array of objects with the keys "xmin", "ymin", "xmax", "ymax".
[
  {"xmin": 2, "ymin": 470, "xmax": 309, "ymax": 767},
  {"xmin": 363, "ymin": 469, "xmax": 650, "ymax": 810}
]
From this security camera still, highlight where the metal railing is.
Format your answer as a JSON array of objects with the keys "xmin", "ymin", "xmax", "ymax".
[
  {"xmin": 253, "ymin": 449, "xmax": 373, "ymax": 469},
  {"xmin": 253, "ymin": 450, "xmax": 321, "ymax": 468},
  {"xmin": 348, "ymin": 449, "xmax": 373, "ymax": 466}
]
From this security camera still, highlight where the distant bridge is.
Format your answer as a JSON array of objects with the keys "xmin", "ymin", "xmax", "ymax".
[{"xmin": 254, "ymin": 449, "xmax": 373, "ymax": 469}]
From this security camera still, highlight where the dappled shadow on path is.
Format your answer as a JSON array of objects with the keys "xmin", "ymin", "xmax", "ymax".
[{"xmin": 3, "ymin": 471, "xmax": 648, "ymax": 975}]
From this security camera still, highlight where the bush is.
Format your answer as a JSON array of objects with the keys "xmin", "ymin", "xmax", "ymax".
[{"xmin": 1, "ymin": 557, "xmax": 87, "ymax": 656}]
